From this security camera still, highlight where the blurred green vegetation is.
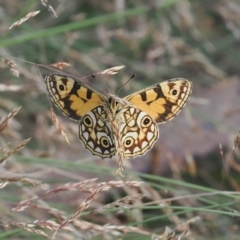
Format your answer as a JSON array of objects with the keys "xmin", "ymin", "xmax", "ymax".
[{"xmin": 1, "ymin": 0, "xmax": 240, "ymax": 239}]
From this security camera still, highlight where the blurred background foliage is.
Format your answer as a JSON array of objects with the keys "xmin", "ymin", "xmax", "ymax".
[{"xmin": 0, "ymin": 0, "xmax": 240, "ymax": 239}]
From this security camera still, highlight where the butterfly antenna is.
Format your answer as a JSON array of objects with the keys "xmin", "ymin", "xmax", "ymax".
[
  {"xmin": 116, "ymin": 74, "xmax": 136, "ymax": 96},
  {"xmin": 90, "ymin": 74, "xmax": 112, "ymax": 93}
]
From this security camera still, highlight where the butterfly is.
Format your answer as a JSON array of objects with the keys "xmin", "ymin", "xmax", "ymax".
[{"xmin": 45, "ymin": 74, "xmax": 192, "ymax": 172}]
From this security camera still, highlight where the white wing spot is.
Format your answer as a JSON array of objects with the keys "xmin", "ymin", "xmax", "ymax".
[
  {"xmin": 110, "ymin": 147, "xmax": 115, "ymax": 152},
  {"xmin": 147, "ymin": 132, "xmax": 154, "ymax": 141},
  {"xmin": 95, "ymin": 147, "xmax": 102, "ymax": 153},
  {"xmin": 181, "ymin": 93, "xmax": 185, "ymax": 98},
  {"xmin": 130, "ymin": 108, "xmax": 135, "ymax": 115},
  {"xmin": 98, "ymin": 119, "xmax": 104, "ymax": 127},
  {"xmin": 133, "ymin": 146, "xmax": 140, "ymax": 153},
  {"xmin": 81, "ymin": 124, "xmax": 85, "ymax": 132},
  {"xmin": 122, "ymin": 131, "xmax": 137, "ymax": 142},
  {"xmin": 137, "ymin": 111, "xmax": 146, "ymax": 127},
  {"xmin": 125, "ymin": 149, "xmax": 131, "ymax": 154},
  {"xmin": 141, "ymin": 141, "xmax": 148, "ymax": 149},
  {"xmin": 128, "ymin": 119, "xmax": 135, "ymax": 127},
  {"xmin": 88, "ymin": 112, "xmax": 96, "ymax": 126},
  {"xmin": 151, "ymin": 124, "xmax": 154, "ymax": 132},
  {"xmin": 104, "ymin": 150, "xmax": 109, "ymax": 154},
  {"xmin": 83, "ymin": 132, "xmax": 89, "ymax": 140},
  {"xmin": 88, "ymin": 141, "xmax": 94, "ymax": 149},
  {"xmin": 97, "ymin": 107, "xmax": 102, "ymax": 114}
]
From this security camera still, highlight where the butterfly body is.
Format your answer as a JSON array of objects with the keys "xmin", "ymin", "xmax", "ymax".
[{"xmin": 46, "ymin": 74, "xmax": 192, "ymax": 161}]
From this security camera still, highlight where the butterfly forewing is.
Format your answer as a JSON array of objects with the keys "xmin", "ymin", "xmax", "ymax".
[
  {"xmin": 125, "ymin": 78, "xmax": 192, "ymax": 124},
  {"xmin": 45, "ymin": 74, "xmax": 107, "ymax": 121}
]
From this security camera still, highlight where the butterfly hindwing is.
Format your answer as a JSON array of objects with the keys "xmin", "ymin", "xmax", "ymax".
[
  {"xmin": 120, "ymin": 107, "xmax": 159, "ymax": 158},
  {"xmin": 79, "ymin": 106, "xmax": 116, "ymax": 158},
  {"xmin": 125, "ymin": 78, "xmax": 192, "ymax": 124},
  {"xmin": 45, "ymin": 74, "xmax": 107, "ymax": 121}
]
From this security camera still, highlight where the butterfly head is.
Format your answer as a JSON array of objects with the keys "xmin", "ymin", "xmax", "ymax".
[{"xmin": 107, "ymin": 96, "xmax": 122, "ymax": 115}]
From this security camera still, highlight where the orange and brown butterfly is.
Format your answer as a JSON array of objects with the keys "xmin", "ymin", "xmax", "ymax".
[{"xmin": 45, "ymin": 74, "xmax": 192, "ymax": 166}]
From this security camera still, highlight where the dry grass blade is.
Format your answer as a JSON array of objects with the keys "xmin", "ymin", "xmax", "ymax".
[
  {"xmin": 0, "ymin": 176, "xmax": 44, "ymax": 187},
  {"xmin": 0, "ymin": 182, "xmax": 9, "ymax": 188},
  {"xmin": 222, "ymin": 129, "xmax": 240, "ymax": 173},
  {"xmin": 176, "ymin": 216, "xmax": 200, "ymax": 232},
  {"xmin": 101, "ymin": 224, "xmax": 151, "ymax": 236},
  {"xmin": 44, "ymin": 178, "xmax": 98, "ymax": 195},
  {"xmin": 40, "ymin": 0, "xmax": 58, "ymax": 17},
  {"xmin": 52, "ymin": 184, "xmax": 107, "ymax": 239},
  {"xmin": 9, "ymin": 222, "xmax": 49, "ymax": 237},
  {"xmin": 0, "ymin": 57, "xmax": 19, "ymax": 77},
  {"xmin": 53, "ymin": 180, "xmax": 143, "ymax": 238},
  {"xmin": 65, "ymin": 184, "xmax": 105, "ymax": 221},
  {"xmin": 50, "ymin": 108, "xmax": 70, "ymax": 145},
  {"xmin": 234, "ymin": 129, "xmax": 240, "ymax": 148},
  {"xmin": 8, "ymin": 11, "xmax": 40, "ymax": 31},
  {"xmin": 33, "ymin": 220, "xmax": 74, "ymax": 232},
  {"xmin": 219, "ymin": 143, "xmax": 225, "ymax": 169},
  {"xmin": 74, "ymin": 220, "xmax": 155, "ymax": 238},
  {"xmin": 11, "ymin": 179, "xmax": 101, "ymax": 214},
  {"xmin": 31, "ymin": 204, "xmax": 66, "ymax": 222},
  {"xmin": 50, "ymin": 62, "xmax": 71, "ymax": 70},
  {"xmin": 0, "ymin": 107, "xmax": 21, "ymax": 132},
  {"xmin": 90, "ymin": 193, "xmax": 145, "ymax": 215},
  {"xmin": 98, "ymin": 65, "xmax": 125, "ymax": 75},
  {"xmin": 185, "ymin": 152, "xmax": 196, "ymax": 177},
  {"xmin": 11, "ymin": 195, "xmax": 39, "ymax": 212},
  {"xmin": 0, "ymin": 84, "xmax": 22, "ymax": 91},
  {"xmin": 95, "ymin": 180, "xmax": 144, "ymax": 189},
  {"xmin": 0, "ymin": 138, "xmax": 31, "ymax": 163},
  {"xmin": 66, "ymin": 185, "xmax": 105, "ymax": 221},
  {"xmin": 113, "ymin": 193, "xmax": 145, "ymax": 205},
  {"xmin": 45, "ymin": 180, "xmax": 143, "ymax": 197}
]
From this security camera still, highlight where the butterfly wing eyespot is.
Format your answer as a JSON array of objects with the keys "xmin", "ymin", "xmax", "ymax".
[
  {"xmin": 124, "ymin": 137, "xmax": 134, "ymax": 148},
  {"xmin": 79, "ymin": 106, "xmax": 116, "ymax": 158},
  {"xmin": 171, "ymin": 89, "xmax": 178, "ymax": 95},
  {"xmin": 58, "ymin": 84, "xmax": 65, "ymax": 91},
  {"xmin": 45, "ymin": 74, "xmax": 107, "ymax": 121},
  {"xmin": 141, "ymin": 115, "xmax": 152, "ymax": 128},
  {"xmin": 83, "ymin": 115, "xmax": 93, "ymax": 127},
  {"xmin": 100, "ymin": 137, "xmax": 110, "ymax": 148},
  {"xmin": 125, "ymin": 78, "xmax": 192, "ymax": 124}
]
